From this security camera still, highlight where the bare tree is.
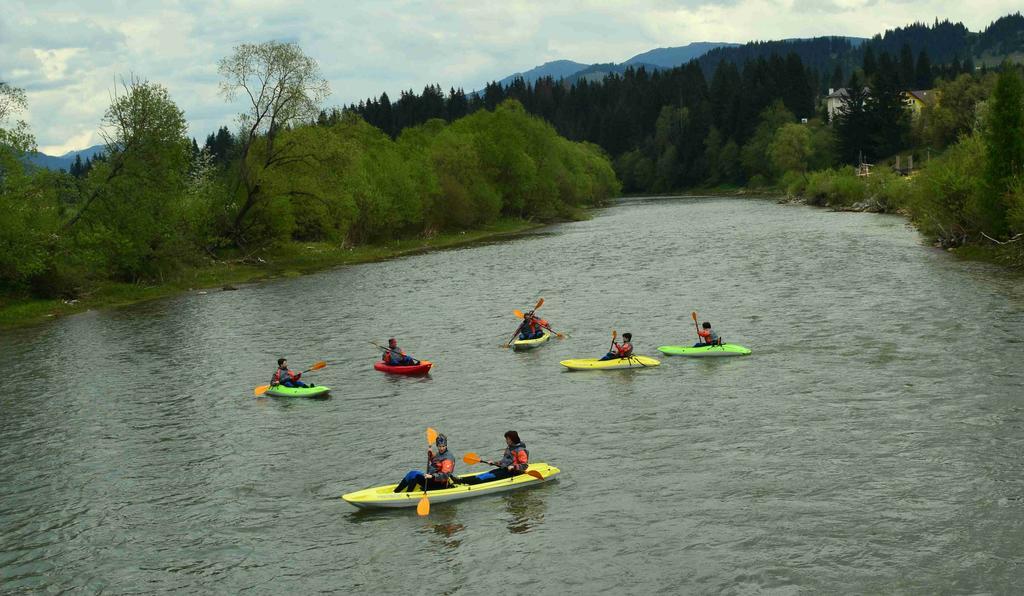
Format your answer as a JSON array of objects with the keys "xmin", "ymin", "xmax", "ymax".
[{"xmin": 218, "ymin": 41, "xmax": 330, "ymax": 244}]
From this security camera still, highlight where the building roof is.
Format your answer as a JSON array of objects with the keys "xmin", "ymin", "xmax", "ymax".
[
  {"xmin": 825, "ymin": 87, "xmax": 871, "ymax": 99},
  {"xmin": 905, "ymin": 89, "xmax": 937, "ymax": 106}
]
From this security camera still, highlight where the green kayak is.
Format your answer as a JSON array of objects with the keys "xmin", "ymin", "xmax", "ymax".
[
  {"xmin": 264, "ymin": 385, "xmax": 331, "ymax": 398},
  {"xmin": 657, "ymin": 344, "xmax": 751, "ymax": 357}
]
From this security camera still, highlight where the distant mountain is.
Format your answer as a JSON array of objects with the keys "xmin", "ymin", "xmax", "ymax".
[
  {"xmin": 489, "ymin": 41, "xmax": 732, "ymax": 89},
  {"xmin": 624, "ymin": 41, "xmax": 740, "ymax": 68},
  {"xmin": 563, "ymin": 62, "xmax": 665, "ymax": 85},
  {"xmin": 496, "ymin": 60, "xmax": 591, "ymax": 87},
  {"xmin": 26, "ymin": 144, "xmax": 106, "ymax": 171},
  {"xmin": 25, "ymin": 144, "xmax": 105, "ymax": 171}
]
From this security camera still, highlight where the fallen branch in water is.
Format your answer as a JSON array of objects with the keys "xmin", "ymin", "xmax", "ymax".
[{"xmin": 980, "ymin": 232, "xmax": 1023, "ymax": 245}]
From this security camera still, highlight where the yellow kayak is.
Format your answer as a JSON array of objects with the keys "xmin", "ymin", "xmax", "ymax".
[
  {"xmin": 512, "ymin": 330, "xmax": 552, "ymax": 351},
  {"xmin": 341, "ymin": 463, "xmax": 560, "ymax": 509},
  {"xmin": 559, "ymin": 356, "xmax": 660, "ymax": 371}
]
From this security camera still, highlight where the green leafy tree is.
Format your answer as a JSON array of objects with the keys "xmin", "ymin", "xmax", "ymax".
[
  {"xmin": 218, "ymin": 41, "xmax": 330, "ymax": 245},
  {"xmin": 740, "ymin": 100, "xmax": 794, "ymax": 180},
  {"xmin": 769, "ymin": 123, "xmax": 813, "ymax": 174},
  {"xmin": 71, "ymin": 78, "xmax": 193, "ymax": 281}
]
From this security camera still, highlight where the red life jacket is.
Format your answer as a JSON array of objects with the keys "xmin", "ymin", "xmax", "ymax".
[
  {"xmin": 614, "ymin": 342, "xmax": 633, "ymax": 358},
  {"xmin": 272, "ymin": 367, "xmax": 300, "ymax": 384}
]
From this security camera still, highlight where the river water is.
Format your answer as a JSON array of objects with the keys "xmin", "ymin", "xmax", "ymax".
[{"xmin": 2, "ymin": 196, "xmax": 1023, "ymax": 594}]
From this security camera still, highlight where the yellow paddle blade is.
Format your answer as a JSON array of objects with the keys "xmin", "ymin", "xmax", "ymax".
[
  {"xmin": 309, "ymin": 361, "xmax": 327, "ymax": 371},
  {"xmin": 462, "ymin": 452, "xmax": 482, "ymax": 465},
  {"xmin": 417, "ymin": 495, "xmax": 430, "ymax": 516},
  {"xmin": 534, "ymin": 298, "xmax": 544, "ymax": 310},
  {"xmin": 525, "ymin": 470, "xmax": 544, "ymax": 481},
  {"xmin": 426, "ymin": 427, "xmax": 438, "ymax": 445},
  {"xmin": 691, "ymin": 311, "xmax": 698, "ymax": 322},
  {"xmin": 612, "ymin": 329, "xmax": 617, "ymax": 340},
  {"xmin": 253, "ymin": 384, "xmax": 270, "ymax": 396},
  {"xmin": 513, "ymin": 309, "xmax": 524, "ymax": 319}
]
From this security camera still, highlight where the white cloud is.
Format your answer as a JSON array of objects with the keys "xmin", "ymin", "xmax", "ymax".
[{"xmin": 1, "ymin": 0, "xmax": 1021, "ymax": 153}]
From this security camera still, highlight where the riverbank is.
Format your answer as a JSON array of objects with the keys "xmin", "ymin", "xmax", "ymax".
[{"xmin": 0, "ymin": 218, "xmax": 546, "ymax": 329}]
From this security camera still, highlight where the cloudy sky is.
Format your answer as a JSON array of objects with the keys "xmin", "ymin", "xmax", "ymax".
[{"xmin": 1, "ymin": 0, "xmax": 1020, "ymax": 154}]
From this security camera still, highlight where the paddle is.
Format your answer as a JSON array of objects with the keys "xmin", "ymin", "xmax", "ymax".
[
  {"xmin": 370, "ymin": 342, "xmax": 420, "ymax": 365},
  {"xmin": 506, "ymin": 298, "xmax": 563, "ymax": 345},
  {"xmin": 418, "ymin": 427, "xmax": 438, "ymax": 516},
  {"xmin": 254, "ymin": 361, "xmax": 326, "ymax": 396},
  {"xmin": 691, "ymin": 311, "xmax": 702, "ymax": 344},
  {"xmin": 462, "ymin": 452, "xmax": 545, "ymax": 481}
]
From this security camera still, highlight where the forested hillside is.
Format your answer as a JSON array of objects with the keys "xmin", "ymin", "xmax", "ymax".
[{"xmin": 0, "ymin": 43, "xmax": 618, "ymax": 305}]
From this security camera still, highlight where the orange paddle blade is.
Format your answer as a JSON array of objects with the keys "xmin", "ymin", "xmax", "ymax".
[
  {"xmin": 462, "ymin": 452, "xmax": 482, "ymax": 465},
  {"xmin": 426, "ymin": 427, "xmax": 438, "ymax": 445},
  {"xmin": 534, "ymin": 298, "xmax": 544, "ymax": 310},
  {"xmin": 309, "ymin": 361, "xmax": 327, "ymax": 371},
  {"xmin": 525, "ymin": 470, "xmax": 544, "ymax": 481},
  {"xmin": 417, "ymin": 495, "xmax": 430, "ymax": 516},
  {"xmin": 253, "ymin": 384, "xmax": 270, "ymax": 396},
  {"xmin": 612, "ymin": 329, "xmax": 617, "ymax": 340},
  {"xmin": 513, "ymin": 309, "xmax": 524, "ymax": 319},
  {"xmin": 691, "ymin": 311, "xmax": 698, "ymax": 322}
]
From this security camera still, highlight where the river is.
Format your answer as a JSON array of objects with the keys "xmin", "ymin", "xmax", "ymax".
[{"xmin": 2, "ymin": 196, "xmax": 1023, "ymax": 594}]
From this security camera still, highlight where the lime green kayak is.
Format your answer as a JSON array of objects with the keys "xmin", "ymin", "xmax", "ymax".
[
  {"xmin": 264, "ymin": 385, "xmax": 331, "ymax": 398},
  {"xmin": 512, "ymin": 330, "xmax": 552, "ymax": 351},
  {"xmin": 657, "ymin": 344, "xmax": 751, "ymax": 357},
  {"xmin": 560, "ymin": 356, "xmax": 660, "ymax": 371}
]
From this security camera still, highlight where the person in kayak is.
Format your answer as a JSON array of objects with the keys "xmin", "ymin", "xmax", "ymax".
[
  {"xmin": 271, "ymin": 358, "xmax": 309, "ymax": 388},
  {"xmin": 518, "ymin": 312, "xmax": 551, "ymax": 340},
  {"xmin": 382, "ymin": 338, "xmax": 419, "ymax": 366},
  {"xmin": 599, "ymin": 332, "xmax": 633, "ymax": 360},
  {"xmin": 393, "ymin": 433, "xmax": 455, "ymax": 493},
  {"xmin": 461, "ymin": 431, "xmax": 530, "ymax": 485},
  {"xmin": 695, "ymin": 322, "xmax": 722, "ymax": 347}
]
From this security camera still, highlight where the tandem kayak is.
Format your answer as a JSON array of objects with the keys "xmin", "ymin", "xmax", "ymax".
[
  {"xmin": 512, "ymin": 330, "xmax": 552, "ymax": 351},
  {"xmin": 559, "ymin": 356, "xmax": 660, "ymax": 371},
  {"xmin": 373, "ymin": 361, "xmax": 433, "ymax": 375},
  {"xmin": 264, "ymin": 385, "xmax": 331, "ymax": 398},
  {"xmin": 341, "ymin": 463, "xmax": 560, "ymax": 510},
  {"xmin": 657, "ymin": 344, "xmax": 752, "ymax": 357}
]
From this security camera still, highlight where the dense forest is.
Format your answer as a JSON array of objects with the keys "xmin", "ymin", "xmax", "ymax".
[
  {"xmin": 0, "ymin": 43, "xmax": 618, "ymax": 303},
  {"xmin": 351, "ymin": 14, "xmax": 1023, "ymax": 194}
]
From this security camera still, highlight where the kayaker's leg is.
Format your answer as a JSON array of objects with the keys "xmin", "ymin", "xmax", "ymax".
[
  {"xmin": 598, "ymin": 352, "xmax": 616, "ymax": 361},
  {"xmin": 394, "ymin": 470, "xmax": 423, "ymax": 493}
]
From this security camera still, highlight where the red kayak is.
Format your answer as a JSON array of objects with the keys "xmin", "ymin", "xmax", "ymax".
[{"xmin": 374, "ymin": 360, "xmax": 433, "ymax": 375}]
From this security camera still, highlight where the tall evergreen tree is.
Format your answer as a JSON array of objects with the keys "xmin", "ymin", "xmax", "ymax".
[
  {"xmin": 867, "ymin": 52, "xmax": 911, "ymax": 158},
  {"xmin": 863, "ymin": 46, "xmax": 878, "ymax": 80},
  {"xmin": 898, "ymin": 43, "xmax": 916, "ymax": 88},
  {"xmin": 981, "ymin": 66, "xmax": 1024, "ymax": 237},
  {"xmin": 914, "ymin": 50, "xmax": 933, "ymax": 88},
  {"xmin": 836, "ymin": 72, "xmax": 872, "ymax": 164}
]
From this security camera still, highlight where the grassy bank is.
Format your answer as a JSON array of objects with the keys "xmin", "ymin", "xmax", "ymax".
[{"xmin": 0, "ymin": 218, "xmax": 544, "ymax": 329}]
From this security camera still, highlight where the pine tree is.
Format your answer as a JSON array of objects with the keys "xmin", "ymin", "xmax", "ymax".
[
  {"xmin": 867, "ymin": 52, "xmax": 910, "ymax": 158},
  {"xmin": 836, "ymin": 72, "xmax": 872, "ymax": 164},
  {"xmin": 863, "ymin": 46, "xmax": 878, "ymax": 80},
  {"xmin": 914, "ymin": 50, "xmax": 933, "ymax": 89},
  {"xmin": 830, "ymin": 64, "xmax": 844, "ymax": 90},
  {"xmin": 981, "ymin": 65, "xmax": 1024, "ymax": 237},
  {"xmin": 898, "ymin": 43, "xmax": 915, "ymax": 88}
]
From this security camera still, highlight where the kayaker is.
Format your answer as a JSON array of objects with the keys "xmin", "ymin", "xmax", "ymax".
[
  {"xmin": 382, "ymin": 338, "xmax": 419, "ymax": 366},
  {"xmin": 461, "ymin": 431, "xmax": 530, "ymax": 485},
  {"xmin": 519, "ymin": 312, "xmax": 550, "ymax": 340},
  {"xmin": 695, "ymin": 322, "xmax": 722, "ymax": 347},
  {"xmin": 393, "ymin": 433, "xmax": 455, "ymax": 493},
  {"xmin": 271, "ymin": 358, "xmax": 308, "ymax": 388},
  {"xmin": 599, "ymin": 332, "xmax": 633, "ymax": 360}
]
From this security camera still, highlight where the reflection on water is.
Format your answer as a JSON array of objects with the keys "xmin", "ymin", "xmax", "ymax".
[{"xmin": 503, "ymin": 486, "xmax": 549, "ymax": 534}]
